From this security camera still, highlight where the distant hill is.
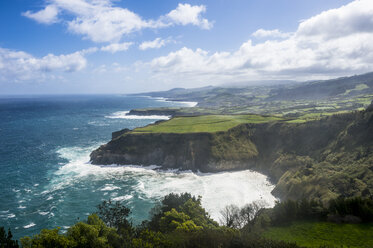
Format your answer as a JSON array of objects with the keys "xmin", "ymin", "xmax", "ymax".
[
  {"xmin": 269, "ymin": 72, "xmax": 373, "ymax": 100},
  {"xmin": 136, "ymin": 72, "xmax": 373, "ymax": 102},
  {"xmin": 130, "ymin": 72, "xmax": 373, "ymax": 116}
]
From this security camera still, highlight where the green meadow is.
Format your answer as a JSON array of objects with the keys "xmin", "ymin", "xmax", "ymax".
[
  {"xmin": 132, "ymin": 114, "xmax": 283, "ymax": 133},
  {"xmin": 262, "ymin": 221, "xmax": 373, "ymax": 248}
]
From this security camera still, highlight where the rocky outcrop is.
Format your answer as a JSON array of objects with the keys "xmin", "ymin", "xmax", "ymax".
[
  {"xmin": 128, "ymin": 109, "xmax": 179, "ymax": 116},
  {"xmin": 112, "ymin": 128, "xmax": 131, "ymax": 140},
  {"xmin": 91, "ymin": 130, "xmax": 258, "ymax": 172}
]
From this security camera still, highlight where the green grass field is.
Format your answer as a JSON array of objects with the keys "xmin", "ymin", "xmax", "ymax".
[
  {"xmin": 132, "ymin": 114, "xmax": 282, "ymax": 133},
  {"xmin": 262, "ymin": 221, "xmax": 373, "ymax": 248}
]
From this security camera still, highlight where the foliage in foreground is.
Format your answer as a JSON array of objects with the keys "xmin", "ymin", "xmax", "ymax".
[
  {"xmin": 0, "ymin": 227, "xmax": 18, "ymax": 248},
  {"xmin": 4, "ymin": 194, "xmax": 373, "ymax": 248},
  {"xmin": 17, "ymin": 193, "xmax": 301, "ymax": 248}
]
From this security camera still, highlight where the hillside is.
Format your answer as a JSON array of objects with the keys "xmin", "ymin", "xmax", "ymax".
[
  {"xmin": 91, "ymin": 104, "xmax": 373, "ymax": 203},
  {"xmin": 130, "ymin": 72, "xmax": 373, "ymax": 117}
]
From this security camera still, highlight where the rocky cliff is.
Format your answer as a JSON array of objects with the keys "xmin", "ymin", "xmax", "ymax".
[{"xmin": 91, "ymin": 106, "xmax": 373, "ymax": 202}]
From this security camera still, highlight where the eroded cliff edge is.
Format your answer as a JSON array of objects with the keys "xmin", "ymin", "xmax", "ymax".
[{"xmin": 91, "ymin": 106, "xmax": 373, "ymax": 202}]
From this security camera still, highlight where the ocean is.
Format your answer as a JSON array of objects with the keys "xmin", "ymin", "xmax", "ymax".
[{"xmin": 0, "ymin": 94, "xmax": 276, "ymax": 240}]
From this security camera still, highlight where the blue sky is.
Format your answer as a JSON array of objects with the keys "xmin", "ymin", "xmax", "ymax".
[{"xmin": 0, "ymin": 0, "xmax": 371, "ymax": 94}]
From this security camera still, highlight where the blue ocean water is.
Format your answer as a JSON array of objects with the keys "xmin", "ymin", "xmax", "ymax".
[{"xmin": 0, "ymin": 95, "xmax": 276, "ymax": 240}]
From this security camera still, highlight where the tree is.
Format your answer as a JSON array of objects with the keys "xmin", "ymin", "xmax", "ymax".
[
  {"xmin": 220, "ymin": 201, "xmax": 266, "ymax": 229},
  {"xmin": 96, "ymin": 200, "xmax": 132, "ymax": 230},
  {"xmin": 239, "ymin": 201, "xmax": 266, "ymax": 226},
  {"xmin": 149, "ymin": 193, "xmax": 218, "ymax": 231},
  {"xmin": 67, "ymin": 214, "xmax": 114, "ymax": 248},
  {"xmin": 159, "ymin": 208, "xmax": 202, "ymax": 232},
  {"xmin": 0, "ymin": 227, "xmax": 19, "ymax": 248},
  {"xmin": 219, "ymin": 205, "xmax": 240, "ymax": 228},
  {"xmin": 21, "ymin": 228, "xmax": 74, "ymax": 248}
]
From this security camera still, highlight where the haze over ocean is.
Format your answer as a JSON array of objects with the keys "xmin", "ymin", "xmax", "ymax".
[{"xmin": 0, "ymin": 95, "xmax": 276, "ymax": 239}]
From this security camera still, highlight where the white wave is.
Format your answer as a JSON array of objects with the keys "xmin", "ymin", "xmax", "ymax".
[
  {"xmin": 18, "ymin": 205, "xmax": 26, "ymax": 209},
  {"xmin": 24, "ymin": 223, "xmax": 36, "ymax": 229},
  {"xmin": 175, "ymin": 101, "xmax": 198, "ymax": 107},
  {"xmin": 153, "ymin": 97, "xmax": 198, "ymax": 107},
  {"xmin": 137, "ymin": 170, "xmax": 277, "ymax": 221},
  {"xmin": 0, "ymin": 213, "xmax": 16, "ymax": 219},
  {"xmin": 112, "ymin": 195, "xmax": 133, "ymax": 201},
  {"xmin": 105, "ymin": 111, "xmax": 170, "ymax": 120},
  {"xmin": 38, "ymin": 211, "xmax": 49, "ymax": 216},
  {"xmin": 88, "ymin": 121, "xmax": 109, "ymax": 126},
  {"xmin": 51, "ymin": 145, "xmax": 277, "ymax": 221},
  {"xmin": 100, "ymin": 184, "xmax": 120, "ymax": 191}
]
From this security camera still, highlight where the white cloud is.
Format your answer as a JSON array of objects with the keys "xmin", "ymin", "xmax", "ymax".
[
  {"xmin": 163, "ymin": 3, "xmax": 213, "ymax": 30},
  {"xmin": 139, "ymin": 38, "xmax": 168, "ymax": 50},
  {"xmin": 22, "ymin": 5, "xmax": 59, "ymax": 24},
  {"xmin": 0, "ymin": 47, "xmax": 87, "ymax": 82},
  {"xmin": 148, "ymin": 0, "xmax": 373, "ymax": 85},
  {"xmin": 101, "ymin": 42, "xmax": 133, "ymax": 53},
  {"xmin": 252, "ymin": 29, "xmax": 292, "ymax": 39},
  {"xmin": 297, "ymin": 0, "xmax": 373, "ymax": 39},
  {"xmin": 23, "ymin": 1, "xmax": 212, "ymax": 43}
]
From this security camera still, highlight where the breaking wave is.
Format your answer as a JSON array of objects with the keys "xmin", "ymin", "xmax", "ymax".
[
  {"xmin": 50, "ymin": 145, "xmax": 277, "ymax": 221},
  {"xmin": 105, "ymin": 111, "xmax": 170, "ymax": 120}
]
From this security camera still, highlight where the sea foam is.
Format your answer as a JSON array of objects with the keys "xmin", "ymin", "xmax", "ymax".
[
  {"xmin": 23, "ymin": 223, "xmax": 36, "ymax": 229},
  {"xmin": 105, "ymin": 111, "xmax": 170, "ymax": 120},
  {"xmin": 51, "ymin": 145, "xmax": 277, "ymax": 221},
  {"xmin": 152, "ymin": 97, "xmax": 198, "ymax": 107}
]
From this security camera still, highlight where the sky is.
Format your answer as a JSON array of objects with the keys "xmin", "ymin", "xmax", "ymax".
[{"xmin": 0, "ymin": 0, "xmax": 372, "ymax": 94}]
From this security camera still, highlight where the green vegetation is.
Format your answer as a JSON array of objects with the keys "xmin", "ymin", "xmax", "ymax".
[
  {"xmin": 92, "ymin": 105, "xmax": 373, "ymax": 203},
  {"xmin": 129, "ymin": 73, "xmax": 373, "ymax": 121},
  {"xmin": 0, "ymin": 227, "xmax": 19, "ymax": 248},
  {"xmin": 16, "ymin": 193, "xmax": 304, "ymax": 248},
  {"xmin": 133, "ymin": 114, "xmax": 283, "ymax": 133},
  {"xmin": 260, "ymin": 197, "xmax": 373, "ymax": 247},
  {"xmin": 342, "ymin": 83, "xmax": 369, "ymax": 96},
  {"xmin": 263, "ymin": 222, "xmax": 373, "ymax": 248},
  {"xmin": 88, "ymin": 73, "xmax": 373, "ymax": 246},
  {"xmin": 7, "ymin": 194, "xmax": 373, "ymax": 248}
]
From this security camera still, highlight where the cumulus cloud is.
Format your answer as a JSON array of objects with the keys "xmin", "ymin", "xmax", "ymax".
[
  {"xmin": 139, "ymin": 38, "xmax": 172, "ymax": 50},
  {"xmin": 148, "ymin": 0, "xmax": 373, "ymax": 85},
  {"xmin": 23, "ymin": 1, "xmax": 212, "ymax": 43},
  {"xmin": 162, "ymin": 3, "xmax": 213, "ymax": 30},
  {"xmin": 252, "ymin": 29, "xmax": 292, "ymax": 39},
  {"xmin": 0, "ymin": 47, "xmax": 87, "ymax": 82},
  {"xmin": 101, "ymin": 42, "xmax": 133, "ymax": 53},
  {"xmin": 297, "ymin": 0, "xmax": 373, "ymax": 39}
]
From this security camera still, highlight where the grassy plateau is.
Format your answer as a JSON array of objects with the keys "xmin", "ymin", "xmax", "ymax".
[{"xmin": 132, "ymin": 114, "xmax": 283, "ymax": 133}]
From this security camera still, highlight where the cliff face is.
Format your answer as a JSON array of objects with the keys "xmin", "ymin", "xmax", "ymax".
[
  {"xmin": 91, "ymin": 107, "xmax": 373, "ymax": 202},
  {"xmin": 91, "ymin": 130, "xmax": 258, "ymax": 172}
]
